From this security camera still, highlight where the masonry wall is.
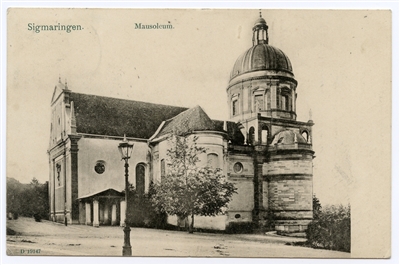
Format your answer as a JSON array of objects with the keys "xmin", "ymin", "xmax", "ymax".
[
  {"xmin": 263, "ymin": 158, "xmax": 313, "ymax": 175},
  {"xmin": 77, "ymin": 137, "xmax": 150, "ymax": 198},
  {"xmin": 264, "ymin": 151, "xmax": 313, "ymax": 232}
]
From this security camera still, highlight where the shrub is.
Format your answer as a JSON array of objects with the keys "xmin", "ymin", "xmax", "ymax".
[
  {"xmin": 306, "ymin": 204, "xmax": 350, "ymax": 252},
  {"xmin": 13, "ymin": 212, "xmax": 19, "ymax": 220},
  {"xmin": 33, "ymin": 213, "xmax": 42, "ymax": 222},
  {"xmin": 7, "ymin": 227, "xmax": 17, "ymax": 235},
  {"xmin": 126, "ymin": 183, "xmax": 168, "ymax": 229},
  {"xmin": 225, "ymin": 222, "xmax": 254, "ymax": 234}
]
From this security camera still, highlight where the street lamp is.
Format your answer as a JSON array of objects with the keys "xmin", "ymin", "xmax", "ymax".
[{"xmin": 118, "ymin": 134, "xmax": 134, "ymax": 256}]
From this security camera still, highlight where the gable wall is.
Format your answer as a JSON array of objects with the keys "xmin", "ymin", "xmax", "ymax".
[{"xmin": 77, "ymin": 137, "xmax": 150, "ymax": 197}]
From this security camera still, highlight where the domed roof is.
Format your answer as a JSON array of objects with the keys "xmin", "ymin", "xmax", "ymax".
[
  {"xmin": 254, "ymin": 16, "xmax": 267, "ymax": 26},
  {"xmin": 230, "ymin": 44, "xmax": 293, "ymax": 80},
  {"xmin": 271, "ymin": 130, "xmax": 307, "ymax": 145}
]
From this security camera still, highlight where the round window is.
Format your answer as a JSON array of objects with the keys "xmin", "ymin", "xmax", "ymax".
[
  {"xmin": 234, "ymin": 214, "xmax": 241, "ymax": 219},
  {"xmin": 94, "ymin": 161, "xmax": 105, "ymax": 174},
  {"xmin": 233, "ymin": 162, "xmax": 243, "ymax": 173}
]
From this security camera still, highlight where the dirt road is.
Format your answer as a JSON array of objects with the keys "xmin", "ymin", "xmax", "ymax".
[{"xmin": 6, "ymin": 217, "xmax": 350, "ymax": 258}]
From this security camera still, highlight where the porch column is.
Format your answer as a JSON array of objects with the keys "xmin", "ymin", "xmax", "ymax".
[
  {"xmin": 99, "ymin": 203, "xmax": 104, "ymax": 225},
  {"xmin": 120, "ymin": 200, "xmax": 126, "ymax": 227},
  {"xmin": 93, "ymin": 200, "xmax": 99, "ymax": 227},
  {"xmin": 104, "ymin": 204, "xmax": 109, "ymax": 225},
  {"xmin": 111, "ymin": 203, "xmax": 117, "ymax": 226},
  {"xmin": 85, "ymin": 202, "xmax": 91, "ymax": 225}
]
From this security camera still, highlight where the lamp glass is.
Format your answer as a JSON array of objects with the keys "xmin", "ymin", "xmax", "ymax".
[{"xmin": 118, "ymin": 140, "xmax": 134, "ymax": 160}]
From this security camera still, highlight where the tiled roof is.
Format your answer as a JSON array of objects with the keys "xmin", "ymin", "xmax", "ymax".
[
  {"xmin": 152, "ymin": 105, "xmax": 245, "ymax": 144},
  {"xmin": 156, "ymin": 105, "xmax": 216, "ymax": 137},
  {"xmin": 70, "ymin": 92, "xmax": 188, "ymax": 139}
]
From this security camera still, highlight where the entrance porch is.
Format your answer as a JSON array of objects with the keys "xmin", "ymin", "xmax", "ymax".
[{"xmin": 78, "ymin": 188, "xmax": 126, "ymax": 227}]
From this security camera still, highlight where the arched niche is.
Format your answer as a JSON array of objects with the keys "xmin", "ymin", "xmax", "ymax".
[
  {"xmin": 248, "ymin": 127, "xmax": 255, "ymax": 145},
  {"xmin": 261, "ymin": 124, "xmax": 269, "ymax": 145}
]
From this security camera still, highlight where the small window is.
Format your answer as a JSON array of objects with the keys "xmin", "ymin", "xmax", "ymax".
[
  {"xmin": 232, "ymin": 100, "xmax": 238, "ymax": 116},
  {"xmin": 233, "ymin": 162, "xmax": 243, "ymax": 173},
  {"xmin": 281, "ymin": 95, "xmax": 290, "ymax": 111},
  {"xmin": 94, "ymin": 161, "xmax": 106, "ymax": 174},
  {"xmin": 161, "ymin": 159, "xmax": 165, "ymax": 179},
  {"xmin": 254, "ymin": 95, "xmax": 264, "ymax": 112},
  {"xmin": 302, "ymin": 131, "xmax": 309, "ymax": 142},
  {"xmin": 266, "ymin": 90, "xmax": 271, "ymax": 110}
]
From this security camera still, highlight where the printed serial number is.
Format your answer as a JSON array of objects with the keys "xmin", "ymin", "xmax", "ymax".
[{"xmin": 20, "ymin": 249, "xmax": 41, "ymax": 254}]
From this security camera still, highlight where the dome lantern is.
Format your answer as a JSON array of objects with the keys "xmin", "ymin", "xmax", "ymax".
[{"xmin": 252, "ymin": 11, "xmax": 269, "ymax": 46}]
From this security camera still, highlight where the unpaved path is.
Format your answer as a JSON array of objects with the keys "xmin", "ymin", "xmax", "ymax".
[{"xmin": 6, "ymin": 217, "xmax": 350, "ymax": 258}]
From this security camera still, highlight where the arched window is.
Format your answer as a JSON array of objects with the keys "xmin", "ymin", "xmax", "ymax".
[
  {"xmin": 136, "ymin": 164, "xmax": 145, "ymax": 195},
  {"xmin": 160, "ymin": 159, "xmax": 165, "ymax": 179},
  {"xmin": 232, "ymin": 99, "xmax": 238, "ymax": 116},
  {"xmin": 302, "ymin": 130, "xmax": 309, "ymax": 142},
  {"xmin": 266, "ymin": 90, "xmax": 271, "ymax": 110},
  {"xmin": 248, "ymin": 127, "xmax": 255, "ymax": 145},
  {"xmin": 207, "ymin": 153, "xmax": 219, "ymax": 169},
  {"xmin": 254, "ymin": 94, "xmax": 264, "ymax": 112},
  {"xmin": 281, "ymin": 94, "xmax": 289, "ymax": 111},
  {"xmin": 261, "ymin": 125, "xmax": 269, "ymax": 145}
]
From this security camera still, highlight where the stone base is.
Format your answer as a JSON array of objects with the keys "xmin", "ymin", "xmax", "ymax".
[{"xmin": 274, "ymin": 219, "xmax": 312, "ymax": 233}]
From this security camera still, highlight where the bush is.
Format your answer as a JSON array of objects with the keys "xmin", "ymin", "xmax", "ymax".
[
  {"xmin": 306, "ymin": 204, "xmax": 350, "ymax": 252},
  {"xmin": 225, "ymin": 222, "xmax": 254, "ymax": 234},
  {"xmin": 7, "ymin": 227, "xmax": 17, "ymax": 235},
  {"xmin": 13, "ymin": 212, "xmax": 19, "ymax": 220},
  {"xmin": 33, "ymin": 213, "xmax": 42, "ymax": 222},
  {"xmin": 126, "ymin": 183, "xmax": 168, "ymax": 229}
]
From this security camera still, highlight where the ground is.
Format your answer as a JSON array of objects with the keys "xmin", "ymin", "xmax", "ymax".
[{"xmin": 6, "ymin": 217, "xmax": 350, "ymax": 258}]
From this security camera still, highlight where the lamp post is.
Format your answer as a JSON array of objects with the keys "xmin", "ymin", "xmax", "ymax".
[{"xmin": 118, "ymin": 134, "xmax": 134, "ymax": 256}]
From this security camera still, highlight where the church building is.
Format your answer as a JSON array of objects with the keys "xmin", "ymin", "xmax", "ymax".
[{"xmin": 47, "ymin": 14, "xmax": 315, "ymax": 233}]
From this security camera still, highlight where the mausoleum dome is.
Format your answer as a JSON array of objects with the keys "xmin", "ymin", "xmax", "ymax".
[
  {"xmin": 229, "ymin": 15, "xmax": 294, "ymax": 82},
  {"xmin": 230, "ymin": 44, "xmax": 293, "ymax": 80}
]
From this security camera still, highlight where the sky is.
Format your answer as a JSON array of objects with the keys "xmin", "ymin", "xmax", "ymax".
[{"xmin": 5, "ymin": 8, "xmax": 392, "ymax": 211}]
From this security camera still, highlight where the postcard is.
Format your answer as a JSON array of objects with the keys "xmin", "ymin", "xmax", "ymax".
[{"xmin": 6, "ymin": 8, "xmax": 392, "ymax": 259}]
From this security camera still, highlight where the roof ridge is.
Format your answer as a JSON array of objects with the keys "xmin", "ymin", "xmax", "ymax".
[
  {"xmin": 71, "ymin": 91, "xmax": 189, "ymax": 110},
  {"xmin": 165, "ymin": 105, "xmax": 203, "ymax": 122}
]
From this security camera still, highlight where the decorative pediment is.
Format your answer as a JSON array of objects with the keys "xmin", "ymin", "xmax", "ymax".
[
  {"xmin": 252, "ymin": 86, "xmax": 267, "ymax": 94},
  {"xmin": 231, "ymin": 93, "xmax": 240, "ymax": 100},
  {"xmin": 280, "ymin": 86, "xmax": 291, "ymax": 94},
  {"xmin": 78, "ymin": 188, "xmax": 124, "ymax": 201}
]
